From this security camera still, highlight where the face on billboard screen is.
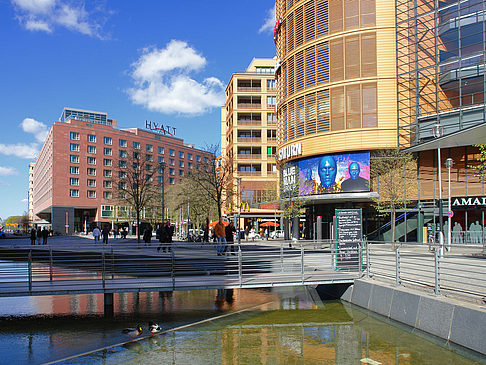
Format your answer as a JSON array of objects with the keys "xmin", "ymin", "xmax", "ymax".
[{"xmin": 283, "ymin": 152, "xmax": 370, "ymax": 196}]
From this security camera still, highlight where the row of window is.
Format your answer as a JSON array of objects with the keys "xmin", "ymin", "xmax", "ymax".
[
  {"xmin": 69, "ymin": 133, "xmax": 204, "ymax": 161},
  {"xmin": 69, "ymin": 166, "xmax": 184, "ymax": 180},
  {"xmin": 69, "ymin": 178, "xmax": 178, "ymax": 199}
]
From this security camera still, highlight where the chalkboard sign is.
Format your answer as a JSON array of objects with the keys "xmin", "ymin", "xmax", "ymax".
[{"xmin": 335, "ymin": 209, "xmax": 362, "ymax": 270}]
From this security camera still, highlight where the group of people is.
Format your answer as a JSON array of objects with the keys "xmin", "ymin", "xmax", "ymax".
[
  {"xmin": 92, "ymin": 226, "xmax": 128, "ymax": 244},
  {"xmin": 156, "ymin": 220, "xmax": 174, "ymax": 253},
  {"xmin": 30, "ymin": 226, "xmax": 50, "ymax": 245},
  {"xmin": 214, "ymin": 218, "xmax": 237, "ymax": 256}
]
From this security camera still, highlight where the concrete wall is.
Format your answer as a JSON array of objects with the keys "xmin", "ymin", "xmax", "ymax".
[
  {"xmin": 339, "ymin": 279, "xmax": 486, "ymax": 356},
  {"xmin": 52, "ymin": 206, "xmax": 75, "ymax": 235}
]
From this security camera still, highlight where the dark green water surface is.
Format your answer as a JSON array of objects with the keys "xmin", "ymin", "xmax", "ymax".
[{"xmin": 0, "ymin": 287, "xmax": 484, "ymax": 364}]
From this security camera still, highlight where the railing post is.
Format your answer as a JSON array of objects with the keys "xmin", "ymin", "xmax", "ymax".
[
  {"xmin": 49, "ymin": 247, "xmax": 53, "ymax": 281},
  {"xmin": 238, "ymin": 245, "xmax": 242, "ymax": 287},
  {"xmin": 366, "ymin": 241, "xmax": 370, "ymax": 279},
  {"xmin": 434, "ymin": 249, "xmax": 441, "ymax": 295},
  {"xmin": 358, "ymin": 242, "xmax": 363, "ymax": 274},
  {"xmin": 395, "ymin": 248, "xmax": 400, "ymax": 286},
  {"xmin": 111, "ymin": 247, "xmax": 114, "ymax": 280},
  {"xmin": 28, "ymin": 250, "xmax": 32, "ymax": 293},
  {"xmin": 171, "ymin": 248, "xmax": 175, "ymax": 290},
  {"xmin": 280, "ymin": 243, "xmax": 284, "ymax": 273},
  {"xmin": 102, "ymin": 251, "xmax": 105, "ymax": 289},
  {"xmin": 301, "ymin": 243, "xmax": 304, "ymax": 283}
]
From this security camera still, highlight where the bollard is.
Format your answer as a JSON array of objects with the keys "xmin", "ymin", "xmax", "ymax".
[
  {"xmin": 434, "ymin": 249, "xmax": 440, "ymax": 295},
  {"xmin": 395, "ymin": 248, "xmax": 400, "ymax": 286}
]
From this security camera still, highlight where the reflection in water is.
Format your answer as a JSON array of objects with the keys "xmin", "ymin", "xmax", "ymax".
[
  {"xmin": 73, "ymin": 296, "xmax": 484, "ymax": 365},
  {"xmin": 0, "ymin": 288, "xmax": 484, "ymax": 365}
]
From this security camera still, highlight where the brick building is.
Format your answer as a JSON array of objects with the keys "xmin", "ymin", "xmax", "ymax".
[{"xmin": 32, "ymin": 107, "xmax": 212, "ymax": 234}]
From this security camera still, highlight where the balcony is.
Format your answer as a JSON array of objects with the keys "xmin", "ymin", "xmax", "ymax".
[
  {"xmin": 237, "ymin": 137, "xmax": 262, "ymax": 143},
  {"xmin": 237, "ymin": 87, "xmax": 262, "ymax": 92},
  {"xmin": 238, "ymin": 171, "xmax": 262, "ymax": 176},
  {"xmin": 237, "ymin": 103, "xmax": 262, "ymax": 109},
  {"xmin": 237, "ymin": 119, "xmax": 261, "ymax": 126},
  {"xmin": 237, "ymin": 154, "xmax": 262, "ymax": 160}
]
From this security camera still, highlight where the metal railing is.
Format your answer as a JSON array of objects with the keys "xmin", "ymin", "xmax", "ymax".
[
  {"xmin": 366, "ymin": 241, "xmax": 486, "ymax": 300},
  {"xmin": 0, "ymin": 240, "xmax": 360, "ymax": 297}
]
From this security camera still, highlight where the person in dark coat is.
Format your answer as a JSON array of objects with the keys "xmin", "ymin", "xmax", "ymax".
[
  {"xmin": 102, "ymin": 226, "xmax": 110, "ymax": 245},
  {"xmin": 36, "ymin": 227, "xmax": 42, "ymax": 245},
  {"xmin": 203, "ymin": 217, "xmax": 209, "ymax": 243},
  {"xmin": 224, "ymin": 222, "xmax": 236, "ymax": 255},
  {"xmin": 143, "ymin": 224, "xmax": 152, "ymax": 246},
  {"xmin": 30, "ymin": 227, "xmax": 37, "ymax": 245},
  {"xmin": 42, "ymin": 227, "xmax": 49, "ymax": 245},
  {"xmin": 157, "ymin": 220, "xmax": 173, "ymax": 253}
]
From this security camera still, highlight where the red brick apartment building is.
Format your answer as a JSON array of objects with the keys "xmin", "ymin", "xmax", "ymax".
[{"xmin": 32, "ymin": 108, "xmax": 212, "ymax": 234}]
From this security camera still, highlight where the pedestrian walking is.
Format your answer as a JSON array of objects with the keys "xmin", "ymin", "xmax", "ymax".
[
  {"xmin": 102, "ymin": 225, "xmax": 110, "ymax": 245},
  {"xmin": 214, "ymin": 218, "xmax": 227, "ymax": 256},
  {"xmin": 203, "ymin": 217, "xmax": 209, "ymax": 243},
  {"xmin": 30, "ymin": 227, "xmax": 36, "ymax": 245},
  {"xmin": 92, "ymin": 226, "xmax": 101, "ymax": 243},
  {"xmin": 224, "ymin": 222, "xmax": 236, "ymax": 255},
  {"xmin": 113, "ymin": 228, "xmax": 118, "ymax": 239},
  {"xmin": 157, "ymin": 220, "xmax": 173, "ymax": 253},
  {"xmin": 36, "ymin": 227, "xmax": 42, "ymax": 245},
  {"xmin": 143, "ymin": 224, "xmax": 152, "ymax": 246},
  {"xmin": 42, "ymin": 227, "xmax": 49, "ymax": 245},
  {"xmin": 245, "ymin": 226, "xmax": 249, "ymax": 241}
]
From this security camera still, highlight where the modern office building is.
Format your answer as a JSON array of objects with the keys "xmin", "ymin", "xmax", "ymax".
[
  {"xmin": 396, "ymin": 0, "xmax": 486, "ymax": 243},
  {"xmin": 32, "ymin": 107, "xmax": 213, "ymax": 234},
  {"xmin": 274, "ymin": 0, "xmax": 398, "ymax": 239},
  {"xmin": 221, "ymin": 58, "xmax": 280, "ymax": 229}
]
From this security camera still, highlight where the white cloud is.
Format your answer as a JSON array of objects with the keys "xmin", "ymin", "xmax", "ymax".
[
  {"xmin": 259, "ymin": 5, "xmax": 276, "ymax": 34},
  {"xmin": 0, "ymin": 166, "xmax": 19, "ymax": 176},
  {"xmin": 128, "ymin": 40, "xmax": 225, "ymax": 115},
  {"xmin": 21, "ymin": 118, "xmax": 49, "ymax": 143},
  {"xmin": 0, "ymin": 143, "xmax": 39, "ymax": 159},
  {"xmin": 21, "ymin": 198, "xmax": 28, "ymax": 203},
  {"xmin": 11, "ymin": 0, "xmax": 105, "ymax": 38}
]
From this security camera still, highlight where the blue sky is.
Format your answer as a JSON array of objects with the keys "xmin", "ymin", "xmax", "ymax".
[{"xmin": 0, "ymin": 0, "xmax": 276, "ymax": 220}]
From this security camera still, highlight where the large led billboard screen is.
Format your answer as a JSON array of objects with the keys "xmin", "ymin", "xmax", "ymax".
[{"xmin": 281, "ymin": 152, "xmax": 370, "ymax": 196}]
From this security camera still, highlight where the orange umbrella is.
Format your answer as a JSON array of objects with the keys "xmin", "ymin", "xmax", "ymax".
[
  {"xmin": 260, "ymin": 221, "xmax": 279, "ymax": 227},
  {"xmin": 209, "ymin": 220, "xmax": 230, "ymax": 227}
]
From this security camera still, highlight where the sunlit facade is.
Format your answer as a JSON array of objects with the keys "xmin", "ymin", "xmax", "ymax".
[
  {"xmin": 222, "ymin": 59, "xmax": 280, "ymax": 229},
  {"xmin": 274, "ymin": 0, "xmax": 397, "ymax": 239}
]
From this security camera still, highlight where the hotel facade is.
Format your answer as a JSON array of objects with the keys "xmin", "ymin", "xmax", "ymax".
[{"xmin": 32, "ymin": 108, "xmax": 212, "ymax": 235}]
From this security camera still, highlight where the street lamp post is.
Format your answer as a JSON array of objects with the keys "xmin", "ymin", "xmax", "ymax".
[
  {"xmin": 433, "ymin": 124, "xmax": 444, "ymax": 256},
  {"xmin": 445, "ymin": 157, "xmax": 454, "ymax": 251}
]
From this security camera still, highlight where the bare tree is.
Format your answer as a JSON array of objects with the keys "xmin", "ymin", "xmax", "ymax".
[
  {"xmin": 113, "ymin": 147, "xmax": 164, "ymax": 243},
  {"xmin": 185, "ymin": 145, "xmax": 231, "ymax": 219},
  {"xmin": 370, "ymin": 150, "xmax": 418, "ymax": 244}
]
